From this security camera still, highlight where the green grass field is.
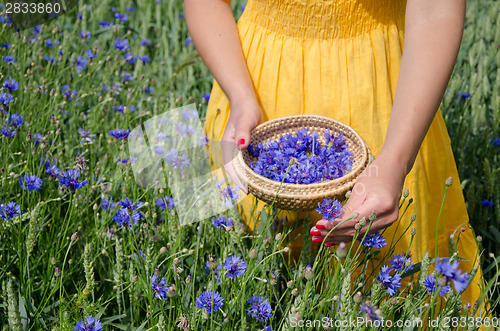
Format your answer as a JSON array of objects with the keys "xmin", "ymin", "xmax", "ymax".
[{"xmin": 0, "ymin": 0, "xmax": 498, "ymax": 330}]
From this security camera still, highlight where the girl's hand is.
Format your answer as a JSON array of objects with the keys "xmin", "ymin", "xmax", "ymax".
[
  {"xmin": 221, "ymin": 98, "xmax": 263, "ymax": 194},
  {"xmin": 310, "ymin": 155, "xmax": 407, "ymax": 246}
]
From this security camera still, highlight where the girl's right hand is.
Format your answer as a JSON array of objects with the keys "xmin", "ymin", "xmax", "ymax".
[{"xmin": 221, "ymin": 98, "xmax": 263, "ymax": 194}]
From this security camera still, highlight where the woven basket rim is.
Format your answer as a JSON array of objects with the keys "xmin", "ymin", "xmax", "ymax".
[{"xmin": 234, "ymin": 114, "xmax": 370, "ymax": 190}]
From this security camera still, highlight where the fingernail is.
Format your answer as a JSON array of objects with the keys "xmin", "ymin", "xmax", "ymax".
[
  {"xmin": 315, "ymin": 224, "xmax": 325, "ymax": 229},
  {"xmin": 324, "ymin": 243, "xmax": 334, "ymax": 247},
  {"xmin": 312, "ymin": 237, "xmax": 323, "ymax": 243},
  {"xmin": 310, "ymin": 230, "xmax": 321, "ymax": 236},
  {"xmin": 237, "ymin": 138, "xmax": 245, "ymax": 146}
]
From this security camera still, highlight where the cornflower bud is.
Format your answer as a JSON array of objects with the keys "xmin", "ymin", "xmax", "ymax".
[
  {"xmin": 167, "ymin": 284, "xmax": 177, "ymax": 298},
  {"xmin": 68, "ymin": 259, "xmax": 73, "ymax": 265},
  {"xmin": 54, "ymin": 267, "xmax": 61, "ymax": 277},
  {"xmin": 410, "ymin": 214, "xmax": 416, "ymax": 222},
  {"xmin": 248, "ymin": 249, "xmax": 257, "ymax": 259},
  {"xmin": 336, "ymin": 242, "xmax": 347, "ymax": 259},
  {"xmin": 368, "ymin": 212, "xmax": 376, "ymax": 222},
  {"xmin": 345, "ymin": 190, "xmax": 351, "ymax": 199},
  {"xmin": 358, "ymin": 217, "xmax": 366, "ymax": 226},
  {"xmin": 275, "ymin": 233, "xmax": 282, "ymax": 241},
  {"xmin": 303, "ymin": 265, "xmax": 314, "ymax": 281},
  {"xmin": 185, "ymin": 274, "xmax": 191, "ymax": 284},
  {"xmin": 291, "ymin": 288, "xmax": 298, "ymax": 296},
  {"xmin": 173, "ymin": 258, "xmax": 179, "ymax": 265},
  {"xmin": 283, "ymin": 247, "xmax": 290, "ymax": 253},
  {"xmin": 287, "ymin": 280, "xmax": 294, "ymax": 288},
  {"xmin": 354, "ymin": 223, "xmax": 361, "ymax": 230},
  {"xmin": 445, "ymin": 177, "xmax": 453, "ymax": 187},
  {"xmin": 403, "ymin": 188, "xmax": 409, "ymax": 198},
  {"xmin": 438, "ymin": 276, "xmax": 447, "ymax": 287},
  {"xmin": 160, "ymin": 247, "xmax": 167, "ymax": 254},
  {"xmin": 476, "ymin": 235, "xmax": 482, "ymax": 242},
  {"xmin": 270, "ymin": 272, "xmax": 278, "ymax": 285},
  {"xmin": 71, "ymin": 232, "xmax": 78, "ymax": 241},
  {"xmin": 176, "ymin": 267, "xmax": 183, "ymax": 274},
  {"xmin": 208, "ymin": 256, "xmax": 216, "ymax": 270},
  {"xmin": 351, "ymin": 212, "xmax": 359, "ymax": 218},
  {"xmin": 51, "ymin": 257, "xmax": 56, "ymax": 265},
  {"xmin": 410, "ymin": 228, "xmax": 416, "ymax": 236},
  {"xmin": 353, "ymin": 292, "xmax": 362, "ymax": 304},
  {"xmin": 26, "ymin": 132, "xmax": 32, "ymax": 141},
  {"xmin": 333, "ymin": 295, "xmax": 339, "ymax": 301}
]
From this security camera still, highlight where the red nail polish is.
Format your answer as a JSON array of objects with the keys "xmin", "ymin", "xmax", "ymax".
[
  {"xmin": 237, "ymin": 138, "xmax": 245, "ymax": 146},
  {"xmin": 324, "ymin": 243, "xmax": 334, "ymax": 247},
  {"xmin": 312, "ymin": 237, "xmax": 323, "ymax": 243},
  {"xmin": 315, "ymin": 224, "xmax": 325, "ymax": 229},
  {"xmin": 310, "ymin": 230, "xmax": 321, "ymax": 236}
]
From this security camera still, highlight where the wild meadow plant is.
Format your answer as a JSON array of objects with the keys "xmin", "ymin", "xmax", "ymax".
[{"xmin": 0, "ymin": 0, "xmax": 498, "ymax": 329}]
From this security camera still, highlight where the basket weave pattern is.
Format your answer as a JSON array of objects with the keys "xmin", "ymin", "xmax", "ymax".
[{"xmin": 233, "ymin": 115, "xmax": 371, "ymax": 211}]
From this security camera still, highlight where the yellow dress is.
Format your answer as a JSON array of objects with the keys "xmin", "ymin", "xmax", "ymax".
[{"xmin": 203, "ymin": 0, "xmax": 485, "ymax": 309}]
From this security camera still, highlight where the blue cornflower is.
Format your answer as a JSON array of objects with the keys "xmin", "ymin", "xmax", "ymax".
[
  {"xmin": 0, "ymin": 92, "xmax": 14, "ymax": 105},
  {"xmin": 73, "ymin": 316, "xmax": 102, "ymax": 331},
  {"xmin": 458, "ymin": 90, "xmax": 471, "ymax": 100},
  {"xmin": 33, "ymin": 25, "xmax": 42, "ymax": 34},
  {"xmin": 126, "ymin": 7, "xmax": 136, "ymax": 12},
  {"xmin": 178, "ymin": 13, "xmax": 185, "ymax": 19},
  {"xmin": 423, "ymin": 276, "xmax": 449, "ymax": 297},
  {"xmin": 114, "ymin": 38, "xmax": 129, "ymax": 52},
  {"xmin": 114, "ymin": 13, "xmax": 128, "ymax": 21},
  {"xmin": 58, "ymin": 169, "xmax": 89, "ymax": 190},
  {"xmin": 360, "ymin": 303, "xmax": 381, "ymax": 321},
  {"xmin": 140, "ymin": 39, "xmax": 150, "ymax": 46},
  {"xmin": 142, "ymin": 86, "xmax": 154, "ymax": 93},
  {"xmin": 8, "ymin": 113, "xmax": 24, "ymax": 127},
  {"xmin": 201, "ymin": 93, "xmax": 210, "ymax": 102},
  {"xmin": 196, "ymin": 291, "xmax": 224, "ymax": 314},
  {"xmin": 246, "ymin": 295, "xmax": 273, "ymax": 323},
  {"xmin": 138, "ymin": 55, "xmax": 150, "ymax": 64},
  {"xmin": 122, "ymin": 72, "xmax": 133, "ymax": 81},
  {"xmin": 389, "ymin": 254, "xmax": 413, "ymax": 273},
  {"xmin": 109, "ymin": 129, "xmax": 131, "ymax": 141},
  {"xmin": 113, "ymin": 105, "xmax": 125, "ymax": 113},
  {"xmin": 80, "ymin": 30, "xmax": 91, "ymax": 39},
  {"xmin": 98, "ymin": 20, "xmax": 112, "ymax": 27},
  {"xmin": 490, "ymin": 138, "xmax": 500, "ymax": 147},
  {"xmin": 264, "ymin": 327, "xmax": 274, "ymax": 331},
  {"xmin": 185, "ymin": 37, "xmax": 193, "ymax": 47},
  {"xmin": 101, "ymin": 199, "xmax": 116, "ymax": 210},
  {"xmin": 222, "ymin": 255, "xmax": 247, "ymax": 279},
  {"xmin": 19, "ymin": 175, "xmax": 42, "ymax": 191},
  {"xmin": 0, "ymin": 201, "xmax": 22, "ymax": 220},
  {"xmin": 45, "ymin": 56, "xmax": 55, "ymax": 64},
  {"xmin": 112, "ymin": 208, "xmax": 140, "ymax": 229},
  {"xmin": 150, "ymin": 275, "xmax": 169, "ymax": 300},
  {"xmin": 75, "ymin": 56, "xmax": 89, "ymax": 73},
  {"xmin": 164, "ymin": 148, "xmax": 190, "ymax": 169},
  {"xmin": 2, "ymin": 78, "xmax": 19, "ymax": 92},
  {"xmin": 359, "ymin": 231, "xmax": 387, "ymax": 249},
  {"xmin": 216, "ymin": 181, "xmax": 240, "ymax": 208},
  {"xmin": 315, "ymin": 198, "xmax": 343, "ymax": 221},
  {"xmin": 85, "ymin": 50, "xmax": 97, "ymax": 59},
  {"xmin": 1, "ymin": 127, "xmax": 16, "ymax": 137},
  {"xmin": 211, "ymin": 216, "xmax": 234, "ymax": 229},
  {"xmin": 3, "ymin": 55, "xmax": 17, "ymax": 63},
  {"xmin": 119, "ymin": 198, "xmax": 143, "ymax": 211},
  {"xmin": 124, "ymin": 53, "xmax": 136, "ymax": 64},
  {"xmin": 481, "ymin": 200, "xmax": 494, "ymax": 207},
  {"xmin": 45, "ymin": 38, "xmax": 60, "ymax": 48},
  {"xmin": 61, "ymin": 85, "xmax": 77, "ymax": 100},
  {"xmin": 435, "ymin": 257, "xmax": 470, "ymax": 293},
  {"xmin": 156, "ymin": 197, "xmax": 175, "ymax": 211},
  {"xmin": 78, "ymin": 128, "xmax": 95, "ymax": 144},
  {"xmin": 0, "ymin": 43, "xmax": 12, "ymax": 48},
  {"xmin": 46, "ymin": 164, "xmax": 61, "ymax": 178},
  {"xmin": 376, "ymin": 265, "xmax": 401, "ymax": 296}
]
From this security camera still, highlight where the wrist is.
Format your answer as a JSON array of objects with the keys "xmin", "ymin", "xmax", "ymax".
[{"xmin": 375, "ymin": 149, "xmax": 411, "ymax": 178}]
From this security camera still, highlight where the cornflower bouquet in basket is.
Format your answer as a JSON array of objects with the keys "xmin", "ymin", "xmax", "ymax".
[{"xmin": 247, "ymin": 128, "xmax": 354, "ymax": 185}]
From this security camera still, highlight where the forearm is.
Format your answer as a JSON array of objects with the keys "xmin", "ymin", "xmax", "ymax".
[
  {"xmin": 184, "ymin": 0, "xmax": 257, "ymax": 104},
  {"xmin": 379, "ymin": 0, "xmax": 465, "ymax": 175}
]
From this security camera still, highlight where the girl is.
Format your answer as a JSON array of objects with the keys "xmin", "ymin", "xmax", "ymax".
[{"xmin": 185, "ymin": 0, "xmax": 484, "ymax": 306}]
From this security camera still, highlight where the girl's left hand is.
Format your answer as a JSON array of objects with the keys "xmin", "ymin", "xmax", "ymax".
[{"xmin": 309, "ymin": 156, "xmax": 407, "ymax": 246}]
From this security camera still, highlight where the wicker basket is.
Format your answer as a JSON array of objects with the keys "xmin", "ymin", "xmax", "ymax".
[{"xmin": 233, "ymin": 114, "xmax": 371, "ymax": 211}]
